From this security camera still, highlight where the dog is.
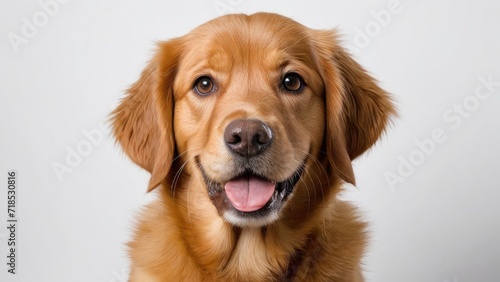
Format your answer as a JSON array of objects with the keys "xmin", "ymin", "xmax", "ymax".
[{"xmin": 112, "ymin": 12, "xmax": 395, "ymax": 281}]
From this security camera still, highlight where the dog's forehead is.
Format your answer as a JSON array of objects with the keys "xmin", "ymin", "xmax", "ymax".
[{"xmin": 182, "ymin": 13, "xmax": 316, "ymax": 69}]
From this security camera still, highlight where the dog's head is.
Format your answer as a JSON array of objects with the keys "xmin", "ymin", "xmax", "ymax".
[{"xmin": 112, "ymin": 13, "xmax": 394, "ymax": 227}]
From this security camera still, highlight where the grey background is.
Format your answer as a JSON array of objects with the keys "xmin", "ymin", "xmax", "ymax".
[{"xmin": 1, "ymin": 0, "xmax": 499, "ymax": 281}]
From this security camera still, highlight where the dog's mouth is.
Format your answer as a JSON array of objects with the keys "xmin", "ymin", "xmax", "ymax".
[
  {"xmin": 196, "ymin": 157, "xmax": 305, "ymax": 226},
  {"xmin": 224, "ymin": 170, "xmax": 300, "ymax": 213},
  {"xmin": 225, "ymin": 174, "xmax": 276, "ymax": 212}
]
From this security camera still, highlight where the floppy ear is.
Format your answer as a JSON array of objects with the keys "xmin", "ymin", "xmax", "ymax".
[
  {"xmin": 111, "ymin": 39, "xmax": 183, "ymax": 192},
  {"xmin": 313, "ymin": 31, "xmax": 395, "ymax": 185}
]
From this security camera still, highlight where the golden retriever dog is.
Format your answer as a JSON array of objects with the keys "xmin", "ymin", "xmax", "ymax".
[{"xmin": 112, "ymin": 12, "xmax": 394, "ymax": 281}]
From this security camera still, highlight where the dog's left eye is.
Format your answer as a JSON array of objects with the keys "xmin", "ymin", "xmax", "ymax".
[
  {"xmin": 194, "ymin": 76, "xmax": 216, "ymax": 95},
  {"xmin": 282, "ymin": 73, "xmax": 305, "ymax": 93}
]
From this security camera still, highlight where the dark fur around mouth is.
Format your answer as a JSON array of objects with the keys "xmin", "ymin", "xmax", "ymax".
[{"xmin": 195, "ymin": 156, "xmax": 306, "ymax": 221}]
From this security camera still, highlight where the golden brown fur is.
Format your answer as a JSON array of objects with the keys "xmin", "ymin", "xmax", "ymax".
[{"xmin": 112, "ymin": 13, "xmax": 395, "ymax": 281}]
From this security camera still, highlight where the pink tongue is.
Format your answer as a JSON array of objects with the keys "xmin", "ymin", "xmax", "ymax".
[{"xmin": 224, "ymin": 176, "xmax": 276, "ymax": 212}]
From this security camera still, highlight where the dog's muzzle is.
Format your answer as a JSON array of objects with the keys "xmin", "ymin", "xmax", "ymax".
[{"xmin": 197, "ymin": 119, "xmax": 305, "ymax": 227}]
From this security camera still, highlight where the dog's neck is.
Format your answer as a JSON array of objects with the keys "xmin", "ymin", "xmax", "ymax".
[
  {"xmin": 284, "ymin": 234, "xmax": 315, "ymax": 280},
  {"xmin": 165, "ymin": 160, "xmax": 337, "ymax": 280},
  {"xmin": 178, "ymin": 195, "xmax": 326, "ymax": 281},
  {"xmin": 195, "ymin": 222, "xmax": 317, "ymax": 280}
]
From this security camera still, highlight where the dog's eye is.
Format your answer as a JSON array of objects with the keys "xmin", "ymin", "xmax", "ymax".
[
  {"xmin": 194, "ymin": 76, "xmax": 215, "ymax": 95},
  {"xmin": 282, "ymin": 73, "xmax": 304, "ymax": 93}
]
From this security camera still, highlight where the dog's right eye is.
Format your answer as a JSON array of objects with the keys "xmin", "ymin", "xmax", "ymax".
[
  {"xmin": 282, "ymin": 72, "xmax": 305, "ymax": 93},
  {"xmin": 194, "ymin": 76, "xmax": 216, "ymax": 96}
]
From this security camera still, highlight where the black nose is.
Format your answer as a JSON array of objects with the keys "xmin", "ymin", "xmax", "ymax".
[{"xmin": 224, "ymin": 119, "xmax": 273, "ymax": 157}]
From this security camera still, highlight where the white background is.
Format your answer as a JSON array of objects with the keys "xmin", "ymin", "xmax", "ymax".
[{"xmin": 1, "ymin": 0, "xmax": 499, "ymax": 281}]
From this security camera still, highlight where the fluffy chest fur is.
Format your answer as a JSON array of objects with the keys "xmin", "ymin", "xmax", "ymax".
[{"xmin": 128, "ymin": 179, "xmax": 366, "ymax": 281}]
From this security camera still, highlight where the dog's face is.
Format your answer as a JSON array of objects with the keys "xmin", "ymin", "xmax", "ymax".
[
  {"xmin": 172, "ymin": 16, "xmax": 326, "ymax": 226},
  {"xmin": 112, "ymin": 13, "xmax": 394, "ymax": 227}
]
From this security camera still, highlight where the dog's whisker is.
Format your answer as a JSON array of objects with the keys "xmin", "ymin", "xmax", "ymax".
[
  {"xmin": 172, "ymin": 148, "xmax": 198, "ymax": 163},
  {"xmin": 290, "ymin": 152, "xmax": 315, "ymax": 209},
  {"xmin": 295, "ymin": 148, "xmax": 331, "ymax": 187},
  {"xmin": 185, "ymin": 163, "xmax": 199, "ymax": 222},
  {"xmin": 171, "ymin": 149, "xmax": 202, "ymax": 198},
  {"xmin": 171, "ymin": 157, "xmax": 192, "ymax": 197},
  {"xmin": 292, "ymin": 150, "xmax": 332, "ymax": 232}
]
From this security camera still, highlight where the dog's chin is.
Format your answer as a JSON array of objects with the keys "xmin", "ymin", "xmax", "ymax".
[{"xmin": 197, "ymin": 158, "xmax": 305, "ymax": 228}]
